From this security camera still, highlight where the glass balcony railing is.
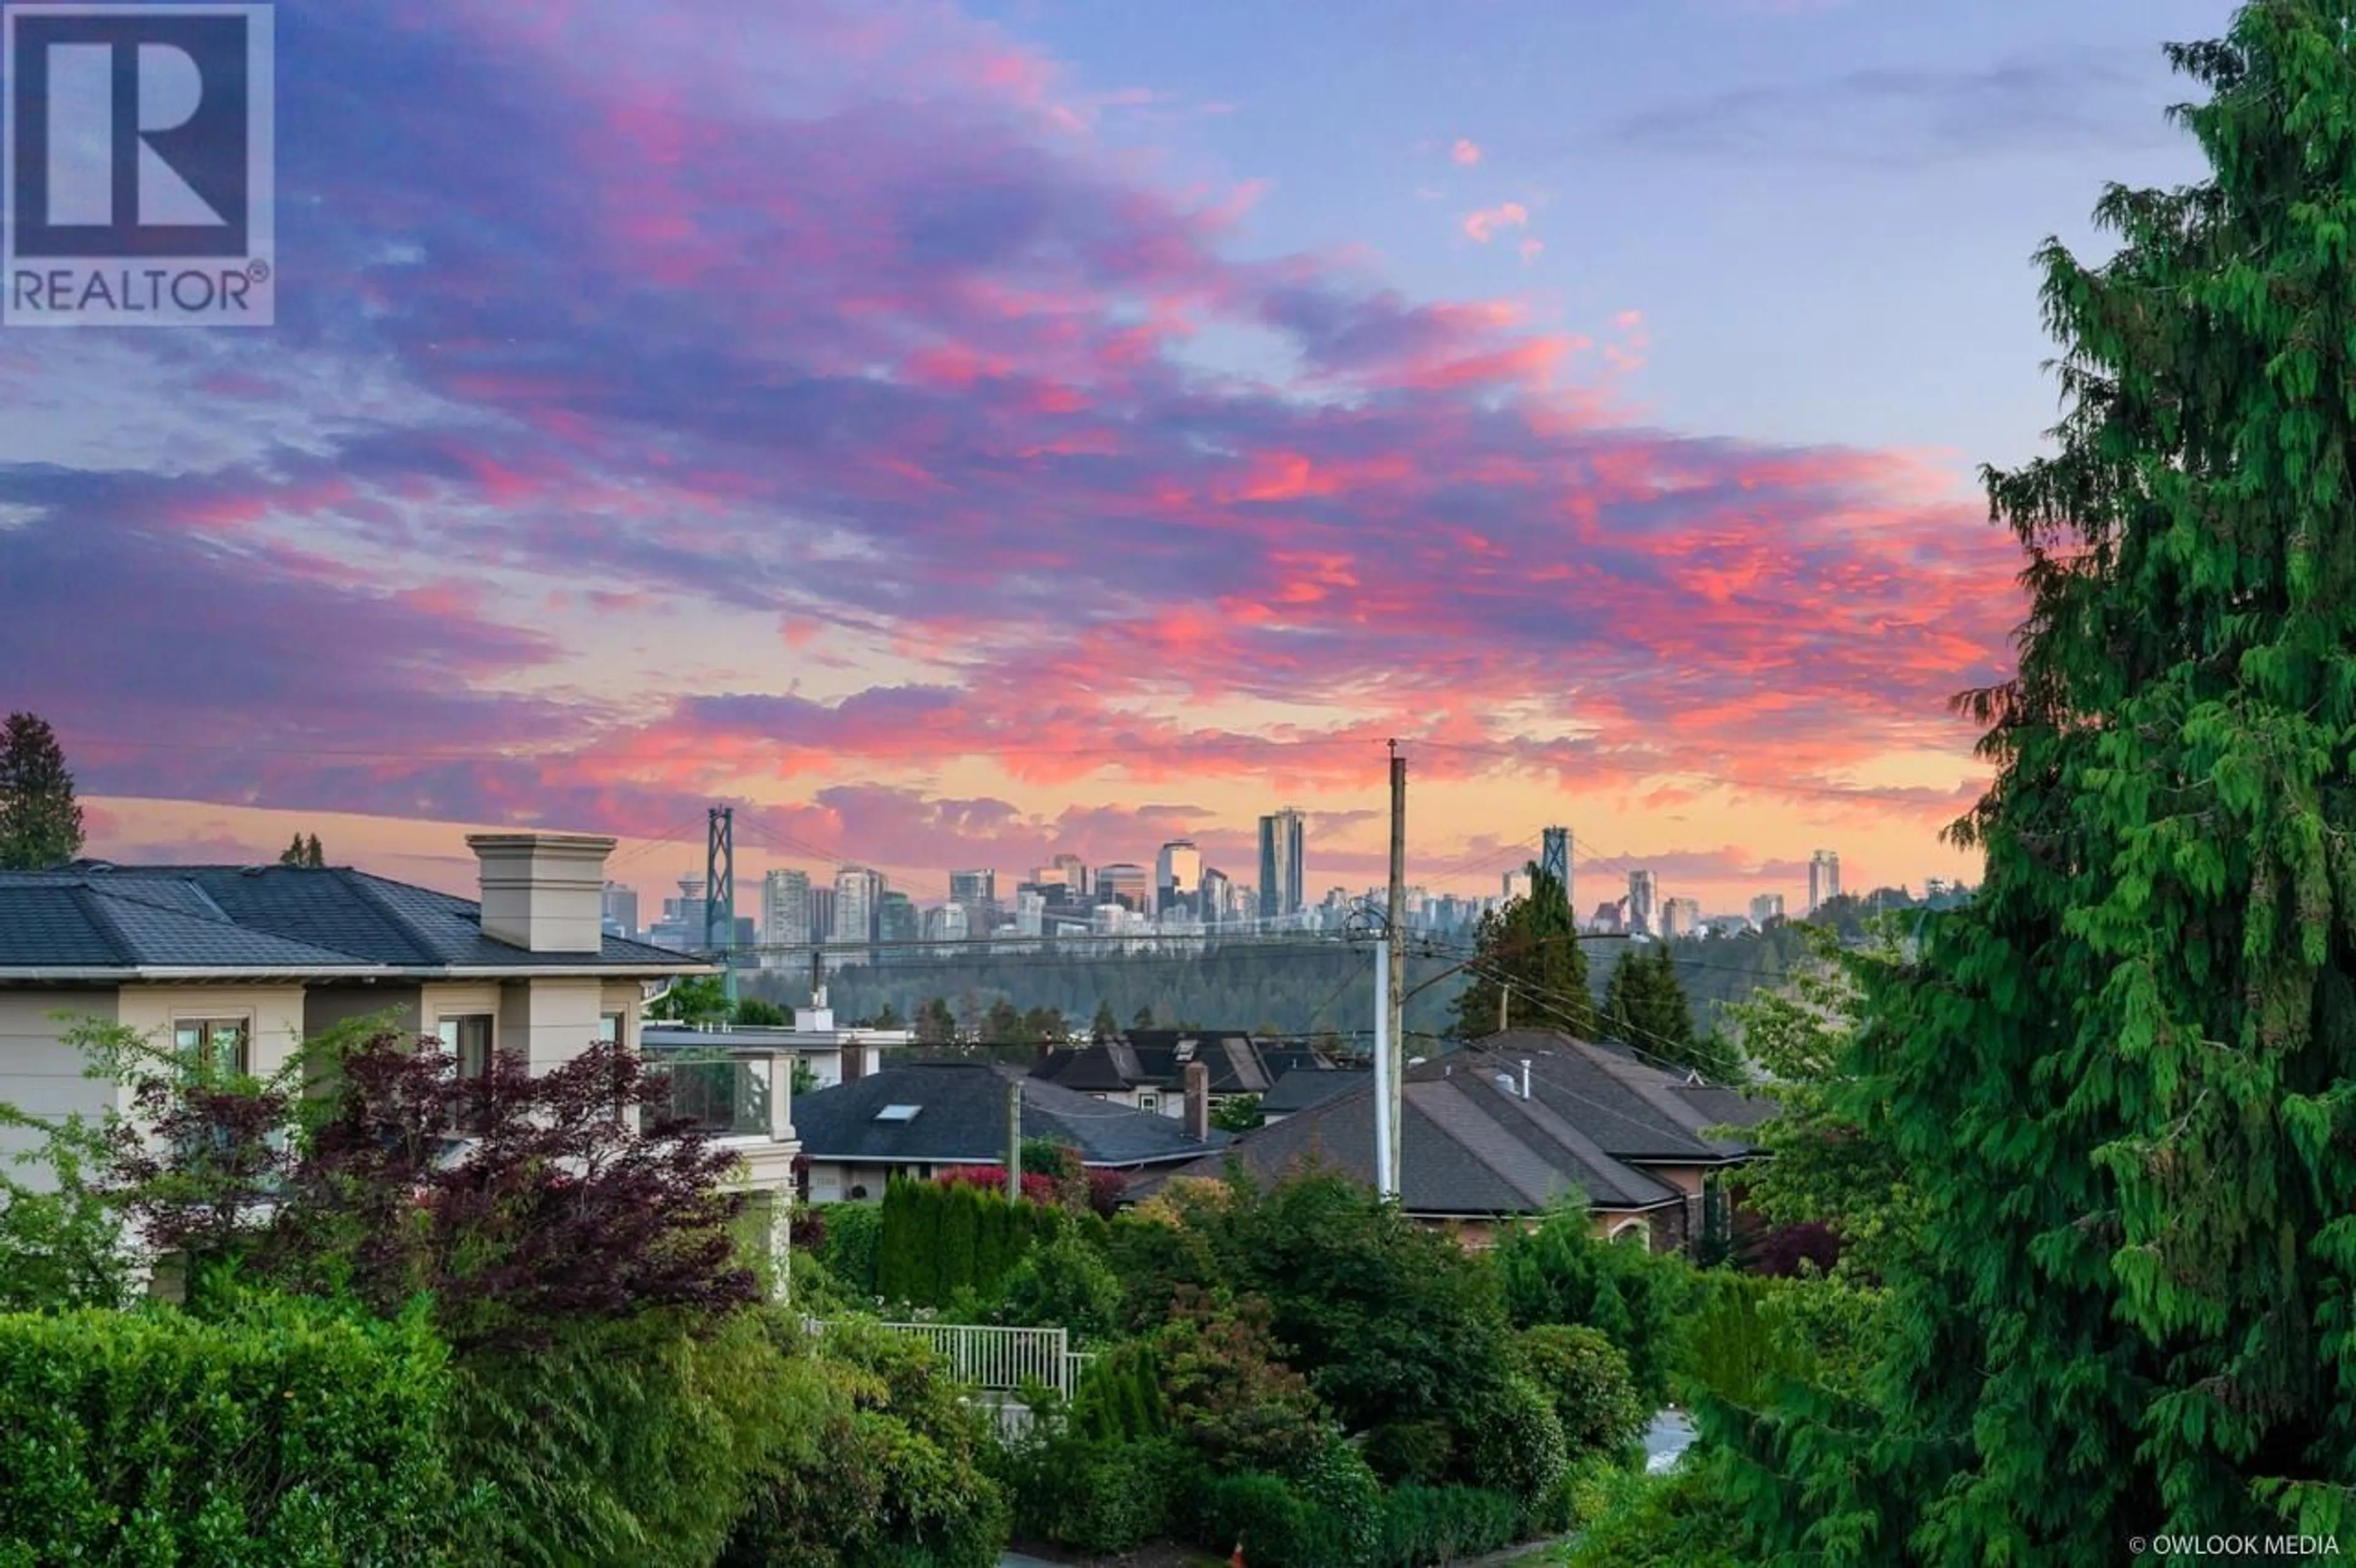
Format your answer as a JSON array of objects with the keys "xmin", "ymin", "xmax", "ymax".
[{"xmin": 644, "ymin": 1053, "xmax": 772, "ymax": 1138}]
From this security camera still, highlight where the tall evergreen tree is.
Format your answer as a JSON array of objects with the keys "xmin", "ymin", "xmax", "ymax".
[
  {"xmin": 1091, "ymin": 999, "xmax": 1119, "ymax": 1041},
  {"xmin": 982, "ymin": 998, "xmax": 1025, "ymax": 1043},
  {"xmin": 913, "ymin": 997, "xmax": 958, "ymax": 1046},
  {"xmin": 1601, "ymin": 945, "xmax": 1738, "ymax": 1079},
  {"xmin": 1720, "ymin": 7, "xmax": 2356, "ymax": 1557},
  {"xmin": 1450, "ymin": 863, "xmax": 1593, "ymax": 1038},
  {"xmin": 0, "ymin": 713, "xmax": 83, "ymax": 870}
]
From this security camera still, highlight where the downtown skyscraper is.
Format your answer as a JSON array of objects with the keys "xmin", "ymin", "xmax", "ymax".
[
  {"xmin": 1809, "ymin": 850, "xmax": 1842, "ymax": 915},
  {"xmin": 1258, "ymin": 808, "xmax": 1306, "ymax": 920}
]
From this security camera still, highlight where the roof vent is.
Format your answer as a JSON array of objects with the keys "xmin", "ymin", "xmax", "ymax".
[{"xmin": 1492, "ymin": 1072, "xmax": 1517, "ymax": 1097}]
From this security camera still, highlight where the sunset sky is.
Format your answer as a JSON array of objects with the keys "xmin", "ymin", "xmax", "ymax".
[{"xmin": 2, "ymin": 0, "xmax": 2231, "ymax": 914}]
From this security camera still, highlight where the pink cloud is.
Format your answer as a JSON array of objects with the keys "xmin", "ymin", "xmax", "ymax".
[
  {"xmin": 1451, "ymin": 137, "xmax": 1482, "ymax": 165},
  {"xmin": 1461, "ymin": 201, "xmax": 1530, "ymax": 242},
  {"xmin": 1, "ymin": 0, "xmax": 2019, "ymax": 898}
]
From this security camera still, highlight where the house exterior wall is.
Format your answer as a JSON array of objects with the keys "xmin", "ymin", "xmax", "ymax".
[
  {"xmin": 806, "ymin": 1157, "xmax": 944, "ymax": 1203},
  {"xmin": 302, "ymin": 983, "xmax": 424, "ymax": 1040},
  {"xmin": 0, "ymin": 987, "xmax": 119, "ymax": 1181},
  {"xmin": 1630, "ymin": 1162, "xmax": 1712, "ymax": 1255},
  {"xmin": 495, "ymin": 977, "xmax": 606, "ymax": 1070},
  {"xmin": 116, "ymin": 984, "xmax": 310, "ymax": 1080},
  {"xmin": 1406, "ymin": 1207, "xmax": 1682, "ymax": 1253}
]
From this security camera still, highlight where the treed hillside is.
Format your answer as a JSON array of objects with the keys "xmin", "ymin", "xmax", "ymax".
[
  {"xmin": 739, "ymin": 943, "xmax": 1468, "ymax": 1043},
  {"xmin": 734, "ymin": 887, "xmax": 1961, "ymax": 1043}
]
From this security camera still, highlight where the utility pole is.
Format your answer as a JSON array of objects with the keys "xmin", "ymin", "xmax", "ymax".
[
  {"xmin": 1385, "ymin": 740, "xmax": 1406, "ymax": 1198},
  {"xmin": 1372, "ymin": 931, "xmax": 1392, "ymax": 1196},
  {"xmin": 1006, "ymin": 1076, "xmax": 1023, "ymax": 1201}
]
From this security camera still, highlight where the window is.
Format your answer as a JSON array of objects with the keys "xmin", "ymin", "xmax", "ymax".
[
  {"xmin": 175, "ymin": 1018, "xmax": 249, "ymax": 1077},
  {"xmin": 437, "ymin": 1015, "xmax": 495, "ymax": 1132},
  {"xmin": 437, "ymin": 1015, "xmax": 494, "ymax": 1078},
  {"xmin": 597, "ymin": 1012, "xmax": 625, "ymax": 1047},
  {"xmin": 1138, "ymin": 1092, "xmax": 1160, "ymax": 1113}
]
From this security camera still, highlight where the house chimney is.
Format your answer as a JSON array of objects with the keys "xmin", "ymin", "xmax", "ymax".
[
  {"xmin": 1520, "ymin": 1058, "xmax": 1532, "ymax": 1100},
  {"xmin": 466, "ymin": 834, "xmax": 617, "ymax": 953},
  {"xmin": 1184, "ymin": 1061, "xmax": 1211, "ymax": 1141}
]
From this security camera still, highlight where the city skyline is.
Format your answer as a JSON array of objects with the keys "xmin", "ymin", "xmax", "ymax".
[
  {"xmin": 1, "ymin": 2, "xmax": 2206, "ymax": 906},
  {"xmin": 607, "ymin": 818, "xmax": 1885, "ymax": 947}
]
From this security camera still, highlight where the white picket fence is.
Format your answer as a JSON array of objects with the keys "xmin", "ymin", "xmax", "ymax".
[{"xmin": 803, "ymin": 1316, "xmax": 1094, "ymax": 1426}]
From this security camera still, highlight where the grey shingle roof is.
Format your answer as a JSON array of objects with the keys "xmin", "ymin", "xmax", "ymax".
[
  {"xmin": 793, "ymin": 1061, "xmax": 1230, "ymax": 1169},
  {"xmin": 1033, "ymin": 1030, "xmax": 1272, "ymax": 1096},
  {"xmin": 1146, "ymin": 1031, "xmax": 1774, "ymax": 1218},
  {"xmin": 1261, "ymin": 1065, "xmax": 1367, "ymax": 1115},
  {"xmin": 0, "ymin": 864, "xmax": 708, "ymax": 975}
]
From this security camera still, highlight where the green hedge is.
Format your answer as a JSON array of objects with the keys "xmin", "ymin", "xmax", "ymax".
[
  {"xmin": 1374, "ymin": 1485, "xmax": 1523, "ymax": 1566},
  {"xmin": 0, "ymin": 1301, "xmax": 458, "ymax": 1567},
  {"xmin": 819, "ymin": 1202, "xmax": 883, "ymax": 1296},
  {"xmin": 995, "ymin": 1432, "xmax": 1188, "ymax": 1556},
  {"xmin": 874, "ymin": 1180, "xmax": 1057, "ymax": 1309}
]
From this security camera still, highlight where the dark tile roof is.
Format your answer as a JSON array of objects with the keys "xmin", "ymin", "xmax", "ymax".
[
  {"xmin": 1261, "ymin": 1065, "xmax": 1368, "ymax": 1115},
  {"xmin": 1259, "ymin": 1044, "xmax": 1344, "ymax": 1077},
  {"xmin": 1033, "ymin": 1030, "xmax": 1272, "ymax": 1096},
  {"xmin": 0, "ymin": 864, "xmax": 707, "ymax": 975},
  {"xmin": 1146, "ymin": 1031, "xmax": 1775, "ymax": 1218},
  {"xmin": 1431, "ymin": 1032, "xmax": 1772, "ymax": 1161},
  {"xmin": 793, "ymin": 1061, "xmax": 1231, "ymax": 1169}
]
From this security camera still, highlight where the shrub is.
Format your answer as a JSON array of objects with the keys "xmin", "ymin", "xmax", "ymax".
[
  {"xmin": 1192, "ymin": 1472, "xmax": 1323, "ymax": 1567},
  {"xmin": 448, "ymin": 1307, "xmax": 791, "ymax": 1568},
  {"xmin": 0, "ymin": 1297, "xmax": 461, "ymax": 1564},
  {"xmin": 1231, "ymin": 1172, "xmax": 1514, "ymax": 1439},
  {"xmin": 993, "ymin": 1231, "xmax": 1125, "ymax": 1341},
  {"xmin": 1153, "ymin": 1293, "xmax": 1327, "ymax": 1474},
  {"xmin": 0, "ymin": 1105, "xmax": 133, "ymax": 1312},
  {"xmin": 1556, "ymin": 1460, "xmax": 1748, "ymax": 1568},
  {"xmin": 937, "ymin": 1164, "xmax": 1063, "ymax": 1208},
  {"xmin": 1462, "ymin": 1372, "xmax": 1569, "ymax": 1510},
  {"xmin": 1374, "ymin": 1485, "xmax": 1522, "ymax": 1567},
  {"xmin": 1363, "ymin": 1418, "xmax": 1456, "ymax": 1485},
  {"xmin": 819, "ymin": 1202, "xmax": 882, "ymax": 1296},
  {"xmin": 723, "ymin": 1315, "xmax": 1010, "ymax": 1568},
  {"xmin": 1514, "ymin": 1322, "xmax": 1649, "ymax": 1457},
  {"xmin": 1071, "ymin": 1339, "xmax": 1167, "ymax": 1442},
  {"xmin": 1103, "ymin": 1208, "xmax": 1227, "ymax": 1332},
  {"xmin": 1295, "ymin": 1435, "xmax": 1382, "ymax": 1566},
  {"xmin": 993, "ymin": 1429, "xmax": 1185, "ymax": 1556},
  {"xmin": 1527, "ymin": 1450, "xmax": 1623, "ymax": 1537},
  {"xmin": 1494, "ymin": 1201, "xmax": 1696, "ymax": 1404},
  {"xmin": 1085, "ymin": 1166, "xmax": 1128, "ymax": 1216}
]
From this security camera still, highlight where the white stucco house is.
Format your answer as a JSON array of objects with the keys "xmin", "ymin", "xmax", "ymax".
[{"xmin": 0, "ymin": 832, "xmax": 801, "ymax": 1203}]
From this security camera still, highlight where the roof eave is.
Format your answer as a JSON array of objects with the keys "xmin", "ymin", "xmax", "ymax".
[{"xmin": 0, "ymin": 960, "xmax": 718, "ymax": 984}]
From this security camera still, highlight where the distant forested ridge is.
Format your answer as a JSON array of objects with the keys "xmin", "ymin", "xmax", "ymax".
[{"xmin": 733, "ymin": 885, "xmax": 1961, "ymax": 1043}]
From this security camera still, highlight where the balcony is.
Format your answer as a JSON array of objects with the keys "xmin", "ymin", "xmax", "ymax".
[{"xmin": 644, "ymin": 1051, "xmax": 774, "ymax": 1139}]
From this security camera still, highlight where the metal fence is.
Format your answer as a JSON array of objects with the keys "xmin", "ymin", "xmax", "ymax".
[{"xmin": 805, "ymin": 1316, "xmax": 1093, "ymax": 1402}]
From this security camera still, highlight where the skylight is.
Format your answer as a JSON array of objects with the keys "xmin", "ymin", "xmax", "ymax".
[{"xmin": 874, "ymin": 1104, "xmax": 921, "ymax": 1123}]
